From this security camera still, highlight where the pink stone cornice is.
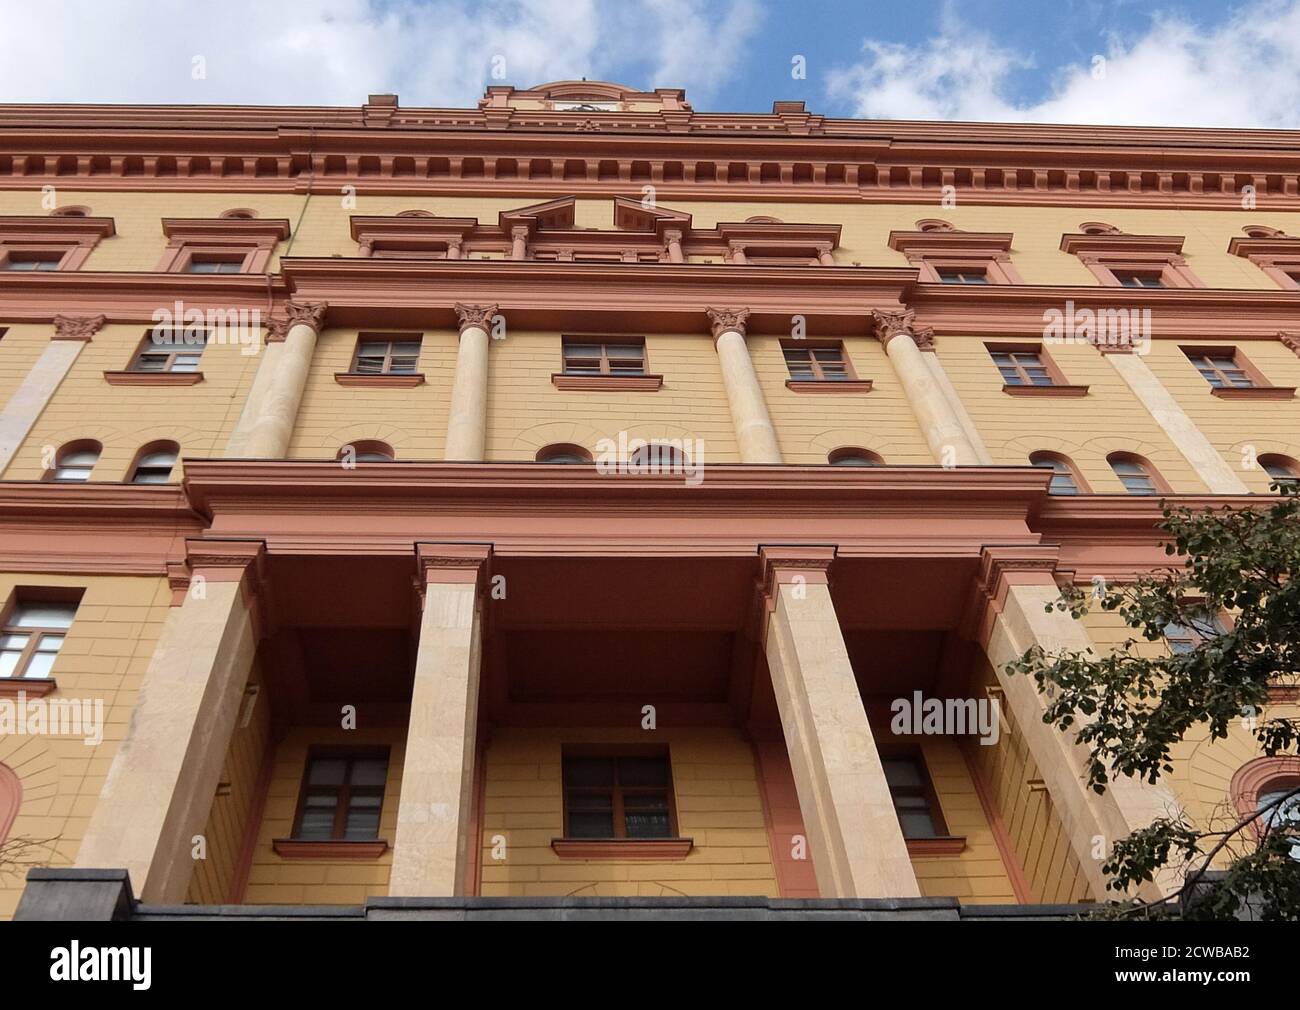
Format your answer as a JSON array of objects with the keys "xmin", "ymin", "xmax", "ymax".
[
  {"xmin": 51, "ymin": 313, "xmax": 106, "ymax": 341},
  {"xmin": 706, "ymin": 307, "xmax": 750, "ymax": 339},
  {"xmin": 454, "ymin": 302, "xmax": 500, "ymax": 334}
]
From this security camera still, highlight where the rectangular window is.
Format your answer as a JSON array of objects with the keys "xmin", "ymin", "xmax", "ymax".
[
  {"xmin": 988, "ymin": 346, "xmax": 1055, "ymax": 386},
  {"xmin": 3, "ymin": 253, "xmax": 63, "ymax": 271},
  {"xmin": 562, "ymin": 752, "xmax": 675, "ymax": 839},
  {"xmin": 185, "ymin": 257, "xmax": 245, "ymax": 274},
  {"xmin": 292, "ymin": 750, "xmax": 390, "ymax": 841},
  {"xmin": 132, "ymin": 330, "xmax": 207, "ymax": 373},
  {"xmin": 937, "ymin": 268, "xmax": 989, "ymax": 284},
  {"xmin": 882, "ymin": 753, "xmax": 948, "ymax": 839},
  {"xmin": 1183, "ymin": 349, "xmax": 1255, "ymax": 389},
  {"xmin": 561, "ymin": 339, "xmax": 646, "ymax": 377},
  {"xmin": 350, "ymin": 336, "xmax": 422, "ymax": 375},
  {"xmin": 0, "ymin": 596, "xmax": 79, "ymax": 680},
  {"xmin": 782, "ymin": 342, "xmax": 851, "ymax": 382},
  {"xmin": 1112, "ymin": 269, "xmax": 1166, "ymax": 288},
  {"xmin": 1163, "ymin": 612, "xmax": 1225, "ymax": 655}
]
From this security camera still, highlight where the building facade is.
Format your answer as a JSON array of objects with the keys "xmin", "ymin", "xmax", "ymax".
[{"xmin": 1, "ymin": 80, "xmax": 1298, "ymax": 918}]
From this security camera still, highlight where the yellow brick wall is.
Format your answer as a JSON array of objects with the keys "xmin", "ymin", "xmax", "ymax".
[
  {"xmin": 240, "ymin": 726, "xmax": 402, "ymax": 906},
  {"xmin": 0, "ymin": 572, "xmax": 171, "ymax": 919},
  {"xmin": 1080, "ymin": 607, "xmax": 1299, "ymax": 868},
  {"xmin": 185, "ymin": 664, "xmax": 269, "ymax": 904},
  {"xmin": 0, "ymin": 321, "xmax": 262, "ymax": 481},
  {"xmin": 967, "ymin": 659, "xmax": 1094, "ymax": 903},
  {"xmin": 887, "ymin": 735, "xmax": 1020, "ymax": 903},
  {"xmin": 940, "ymin": 334, "xmax": 1209, "ymax": 492},
  {"xmin": 479, "ymin": 727, "xmax": 780, "ymax": 897}
]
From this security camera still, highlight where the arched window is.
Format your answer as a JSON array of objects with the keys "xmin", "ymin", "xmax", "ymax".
[
  {"xmin": 828, "ymin": 447, "xmax": 883, "ymax": 467},
  {"xmin": 1107, "ymin": 453, "xmax": 1166, "ymax": 495},
  {"xmin": 50, "ymin": 205, "xmax": 91, "ymax": 218},
  {"xmin": 536, "ymin": 443, "xmax": 592, "ymax": 464},
  {"xmin": 628, "ymin": 442, "xmax": 688, "ymax": 470},
  {"xmin": 1231, "ymin": 758, "xmax": 1300, "ymax": 860},
  {"xmin": 1258, "ymin": 453, "xmax": 1300, "ymax": 488},
  {"xmin": 1079, "ymin": 221, "xmax": 1123, "ymax": 235},
  {"xmin": 338, "ymin": 441, "xmax": 394, "ymax": 463},
  {"xmin": 219, "ymin": 208, "xmax": 258, "ymax": 219},
  {"xmin": 47, "ymin": 440, "xmax": 102, "ymax": 482},
  {"xmin": 0, "ymin": 762, "xmax": 20, "ymax": 847},
  {"xmin": 128, "ymin": 441, "xmax": 179, "ymax": 484},
  {"xmin": 1029, "ymin": 451, "xmax": 1086, "ymax": 494}
]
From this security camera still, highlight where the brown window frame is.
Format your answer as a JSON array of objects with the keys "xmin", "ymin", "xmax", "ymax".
[
  {"xmin": 1180, "ymin": 345, "xmax": 1266, "ymax": 389},
  {"xmin": 290, "ymin": 747, "xmax": 391, "ymax": 842},
  {"xmin": 560, "ymin": 745, "xmax": 679, "ymax": 841},
  {"xmin": 0, "ymin": 588, "xmax": 82, "ymax": 682},
  {"xmin": 1107, "ymin": 452, "xmax": 1169, "ymax": 496},
  {"xmin": 781, "ymin": 339, "xmax": 857, "ymax": 382},
  {"xmin": 560, "ymin": 337, "xmax": 647, "ymax": 377},
  {"xmin": 1030, "ymin": 451, "xmax": 1089, "ymax": 494},
  {"xmin": 985, "ymin": 342, "xmax": 1068, "ymax": 387},
  {"xmin": 348, "ymin": 334, "xmax": 423, "ymax": 375},
  {"xmin": 129, "ymin": 329, "xmax": 208, "ymax": 373},
  {"xmin": 879, "ymin": 747, "xmax": 950, "ymax": 840}
]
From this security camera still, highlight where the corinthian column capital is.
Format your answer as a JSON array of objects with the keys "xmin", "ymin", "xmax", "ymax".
[
  {"xmin": 706, "ymin": 306, "xmax": 751, "ymax": 340},
  {"xmin": 453, "ymin": 303, "xmax": 500, "ymax": 335},
  {"xmin": 268, "ymin": 300, "xmax": 328, "ymax": 341},
  {"xmin": 51, "ymin": 314, "xmax": 107, "ymax": 342}
]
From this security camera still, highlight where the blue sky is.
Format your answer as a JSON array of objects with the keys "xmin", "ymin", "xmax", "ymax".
[{"xmin": 2, "ymin": 0, "xmax": 1298, "ymax": 127}]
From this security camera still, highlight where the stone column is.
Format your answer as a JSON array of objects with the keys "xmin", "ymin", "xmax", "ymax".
[
  {"xmin": 225, "ymin": 332, "xmax": 284, "ymax": 456},
  {"xmin": 1101, "ymin": 348, "xmax": 1248, "ymax": 493},
  {"xmin": 816, "ymin": 244, "xmax": 836, "ymax": 266},
  {"xmin": 510, "ymin": 226, "xmax": 528, "ymax": 260},
  {"xmin": 444, "ymin": 303, "xmax": 497, "ymax": 461},
  {"xmin": 388, "ymin": 544, "xmax": 490, "ymax": 897},
  {"xmin": 760, "ymin": 547, "xmax": 921, "ymax": 899},
  {"xmin": 75, "ymin": 540, "xmax": 264, "ymax": 903},
  {"xmin": 240, "ymin": 301, "xmax": 328, "ymax": 459},
  {"xmin": 446, "ymin": 240, "xmax": 463, "ymax": 260},
  {"xmin": 0, "ymin": 315, "xmax": 105, "ymax": 476},
  {"xmin": 873, "ymin": 308, "xmax": 981, "ymax": 467},
  {"xmin": 663, "ymin": 228, "xmax": 685, "ymax": 263},
  {"xmin": 976, "ymin": 547, "xmax": 1179, "ymax": 900},
  {"xmin": 707, "ymin": 307, "xmax": 782, "ymax": 464}
]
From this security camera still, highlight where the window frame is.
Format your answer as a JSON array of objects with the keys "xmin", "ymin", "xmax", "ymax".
[
  {"xmin": 985, "ymin": 342, "xmax": 1088, "ymax": 397},
  {"xmin": 879, "ymin": 747, "xmax": 951, "ymax": 840},
  {"xmin": 560, "ymin": 337, "xmax": 647, "ymax": 377},
  {"xmin": 0, "ymin": 588, "xmax": 82, "ymax": 684},
  {"xmin": 559, "ymin": 745, "xmax": 680, "ymax": 841},
  {"xmin": 289, "ymin": 746, "xmax": 391, "ymax": 842},
  {"xmin": 127, "ymin": 441, "xmax": 180, "ymax": 484},
  {"xmin": 1106, "ymin": 452, "xmax": 1170, "ymax": 496},
  {"xmin": 44, "ymin": 439, "xmax": 102, "ymax": 483},
  {"xmin": 1029, "ymin": 451, "xmax": 1090, "ymax": 494},
  {"xmin": 128, "ymin": 329, "xmax": 208, "ymax": 374},
  {"xmin": 347, "ymin": 334, "xmax": 424, "ymax": 376},
  {"xmin": 1180, "ymin": 345, "xmax": 1267, "ymax": 389}
]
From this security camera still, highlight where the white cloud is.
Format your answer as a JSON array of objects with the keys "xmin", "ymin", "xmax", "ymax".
[
  {"xmin": 827, "ymin": 0, "xmax": 1300, "ymax": 127},
  {"xmin": 0, "ymin": 0, "xmax": 760, "ymax": 107}
]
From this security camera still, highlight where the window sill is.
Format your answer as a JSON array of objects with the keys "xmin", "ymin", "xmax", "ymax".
[
  {"xmin": 1211, "ymin": 386, "xmax": 1296, "ymax": 400},
  {"xmin": 551, "ymin": 838, "xmax": 694, "ymax": 860},
  {"xmin": 103, "ymin": 371, "xmax": 204, "ymax": 386},
  {"xmin": 905, "ymin": 836, "xmax": 967, "ymax": 857},
  {"xmin": 0, "ymin": 678, "xmax": 57, "ymax": 698},
  {"xmin": 1001, "ymin": 383, "xmax": 1089, "ymax": 397},
  {"xmin": 272, "ymin": 839, "xmax": 390, "ymax": 860},
  {"xmin": 334, "ymin": 372, "xmax": 426, "ymax": 387},
  {"xmin": 785, "ymin": 379, "xmax": 874, "ymax": 393},
  {"xmin": 551, "ymin": 374, "xmax": 664, "ymax": 391}
]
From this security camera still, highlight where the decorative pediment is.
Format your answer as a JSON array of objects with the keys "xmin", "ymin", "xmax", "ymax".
[
  {"xmin": 350, "ymin": 215, "xmax": 477, "ymax": 257},
  {"xmin": 612, "ymin": 196, "xmax": 691, "ymax": 236},
  {"xmin": 498, "ymin": 196, "xmax": 577, "ymax": 235},
  {"xmin": 1059, "ymin": 232, "xmax": 1184, "ymax": 256},
  {"xmin": 888, "ymin": 229, "xmax": 1014, "ymax": 255}
]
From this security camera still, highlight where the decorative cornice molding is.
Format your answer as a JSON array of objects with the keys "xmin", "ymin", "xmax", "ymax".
[
  {"xmin": 453, "ymin": 302, "xmax": 500, "ymax": 334},
  {"xmin": 414, "ymin": 541, "xmax": 492, "ymax": 593},
  {"xmin": 706, "ymin": 306, "xmax": 750, "ymax": 339},
  {"xmin": 1279, "ymin": 331, "xmax": 1300, "ymax": 357},
  {"xmin": 51, "ymin": 313, "xmax": 106, "ymax": 341},
  {"xmin": 758, "ymin": 545, "xmax": 837, "ymax": 602}
]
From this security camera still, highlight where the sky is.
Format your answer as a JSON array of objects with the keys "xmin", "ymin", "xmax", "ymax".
[{"xmin": 1, "ymin": 0, "xmax": 1298, "ymax": 127}]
